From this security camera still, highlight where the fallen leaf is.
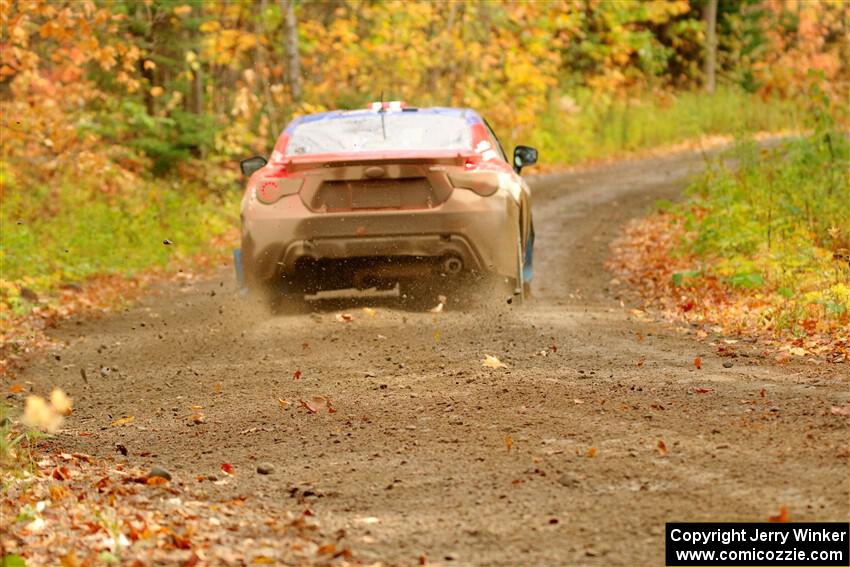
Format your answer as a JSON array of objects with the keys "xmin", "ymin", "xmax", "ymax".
[
  {"xmin": 49, "ymin": 484, "xmax": 68, "ymax": 500},
  {"xmin": 693, "ymin": 357, "xmax": 702, "ymax": 369},
  {"xmin": 504, "ymin": 435, "xmax": 513, "ymax": 452},
  {"xmin": 362, "ymin": 307, "xmax": 376, "ymax": 317},
  {"xmin": 657, "ymin": 439, "xmax": 668, "ymax": 456},
  {"xmin": 293, "ymin": 369, "xmax": 302, "ymax": 380},
  {"xmin": 775, "ymin": 352, "xmax": 791, "ymax": 364},
  {"xmin": 52, "ymin": 466, "xmax": 70, "ymax": 480},
  {"xmin": 482, "ymin": 355, "xmax": 507, "ymax": 369},
  {"xmin": 9, "ymin": 383, "xmax": 23, "ymax": 393},
  {"xmin": 429, "ymin": 302, "xmax": 444, "ymax": 313},
  {"xmin": 434, "ymin": 330, "xmax": 441, "ymax": 342},
  {"xmin": 586, "ymin": 447, "xmax": 597, "ymax": 458},
  {"xmin": 220, "ymin": 463, "xmax": 235, "ymax": 476},
  {"xmin": 60, "ymin": 551, "xmax": 80, "ymax": 567},
  {"xmin": 335, "ymin": 313, "xmax": 353, "ymax": 323},
  {"xmin": 694, "ymin": 387, "xmax": 713, "ymax": 394},
  {"xmin": 277, "ymin": 398, "xmax": 289, "ymax": 410},
  {"xmin": 769, "ymin": 506, "xmax": 789, "ymax": 522},
  {"xmin": 213, "ymin": 383, "xmax": 222, "ymax": 394},
  {"xmin": 573, "ymin": 399, "xmax": 584, "ymax": 404},
  {"xmin": 146, "ymin": 476, "xmax": 169, "ymax": 486},
  {"xmin": 299, "ymin": 399, "xmax": 319, "ymax": 413},
  {"xmin": 111, "ymin": 416, "xmax": 135, "ymax": 427},
  {"xmin": 830, "ymin": 404, "xmax": 850, "ymax": 417},
  {"xmin": 190, "ymin": 413, "xmax": 205, "ymax": 424},
  {"xmin": 327, "ymin": 402, "xmax": 338, "ymax": 414}
]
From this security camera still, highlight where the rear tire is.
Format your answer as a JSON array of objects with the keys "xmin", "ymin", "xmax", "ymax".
[
  {"xmin": 260, "ymin": 277, "xmax": 309, "ymax": 314},
  {"xmin": 495, "ymin": 230, "xmax": 526, "ymax": 306}
]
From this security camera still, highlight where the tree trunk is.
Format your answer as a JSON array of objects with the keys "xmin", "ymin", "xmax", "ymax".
[
  {"xmin": 703, "ymin": 0, "xmax": 718, "ymax": 95},
  {"xmin": 281, "ymin": 0, "xmax": 302, "ymax": 103},
  {"xmin": 256, "ymin": 0, "xmax": 279, "ymax": 137}
]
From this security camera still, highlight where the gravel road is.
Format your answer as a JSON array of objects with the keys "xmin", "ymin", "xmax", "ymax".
[{"xmin": 24, "ymin": 150, "xmax": 849, "ymax": 566}]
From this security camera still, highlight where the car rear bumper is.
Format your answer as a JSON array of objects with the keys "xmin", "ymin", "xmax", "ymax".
[{"xmin": 241, "ymin": 187, "xmax": 520, "ymax": 287}]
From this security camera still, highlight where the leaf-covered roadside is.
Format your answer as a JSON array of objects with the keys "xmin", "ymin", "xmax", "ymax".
[
  {"xmin": 1, "ymin": 451, "xmax": 356, "ymax": 566},
  {"xmin": 607, "ymin": 126, "xmax": 849, "ymax": 364}
]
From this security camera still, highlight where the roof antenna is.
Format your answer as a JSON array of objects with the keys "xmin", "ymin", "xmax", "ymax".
[{"xmin": 379, "ymin": 90, "xmax": 387, "ymax": 140}]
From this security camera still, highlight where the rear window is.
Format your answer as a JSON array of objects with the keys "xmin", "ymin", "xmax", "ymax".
[{"xmin": 285, "ymin": 113, "xmax": 472, "ymax": 156}]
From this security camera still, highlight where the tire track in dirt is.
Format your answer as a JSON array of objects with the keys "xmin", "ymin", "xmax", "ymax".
[{"xmin": 23, "ymin": 150, "xmax": 849, "ymax": 566}]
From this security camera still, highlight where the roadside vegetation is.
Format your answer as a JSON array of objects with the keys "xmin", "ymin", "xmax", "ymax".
[{"xmin": 608, "ymin": 90, "xmax": 849, "ymax": 362}]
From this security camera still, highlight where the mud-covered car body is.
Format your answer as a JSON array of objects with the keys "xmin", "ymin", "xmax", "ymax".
[{"xmin": 239, "ymin": 104, "xmax": 536, "ymax": 302}]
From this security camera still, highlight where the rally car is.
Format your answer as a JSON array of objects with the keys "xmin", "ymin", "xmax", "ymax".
[{"xmin": 237, "ymin": 102, "xmax": 537, "ymax": 308}]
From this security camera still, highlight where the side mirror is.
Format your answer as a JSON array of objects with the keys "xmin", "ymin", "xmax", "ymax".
[
  {"xmin": 512, "ymin": 145, "xmax": 538, "ymax": 174},
  {"xmin": 240, "ymin": 156, "xmax": 267, "ymax": 177}
]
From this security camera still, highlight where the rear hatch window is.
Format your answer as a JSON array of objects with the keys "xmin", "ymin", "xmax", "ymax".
[{"xmin": 286, "ymin": 113, "xmax": 472, "ymax": 156}]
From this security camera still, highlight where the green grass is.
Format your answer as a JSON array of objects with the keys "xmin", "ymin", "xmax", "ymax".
[
  {"xmin": 673, "ymin": 120, "xmax": 849, "ymax": 332},
  {"xmin": 0, "ymin": 170, "xmax": 235, "ymax": 309},
  {"xmin": 529, "ymin": 87, "xmax": 807, "ymax": 166}
]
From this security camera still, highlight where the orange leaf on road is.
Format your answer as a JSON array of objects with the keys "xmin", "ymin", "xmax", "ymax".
[
  {"xmin": 769, "ymin": 506, "xmax": 789, "ymax": 522},
  {"xmin": 693, "ymin": 357, "xmax": 702, "ymax": 369},
  {"xmin": 482, "ymin": 355, "xmax": 507, "ymax": 369}
]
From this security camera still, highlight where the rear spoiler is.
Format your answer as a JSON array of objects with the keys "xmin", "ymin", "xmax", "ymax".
[{"xmin": 280, "ymin": 150, "xmax": 478, "ymax": 172}]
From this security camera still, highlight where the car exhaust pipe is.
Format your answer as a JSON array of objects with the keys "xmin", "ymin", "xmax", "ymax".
[{"xmin": 441, "ymin": 256, "xmax": 463, "ymax": 275}]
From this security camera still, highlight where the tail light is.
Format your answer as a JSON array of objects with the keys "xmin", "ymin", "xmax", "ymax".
[{"xmin": 255, "ymin": 177, "xmax": 304, "ymax": 204}]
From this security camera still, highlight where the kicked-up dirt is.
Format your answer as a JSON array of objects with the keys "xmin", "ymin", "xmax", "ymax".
[{"xmin": 18, "ymin": 150, "xmax": 850, "ymax": 566}]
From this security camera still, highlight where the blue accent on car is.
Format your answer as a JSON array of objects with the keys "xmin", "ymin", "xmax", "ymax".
[
  {"xmin": 233, "ymin": 248, "xmax": 247, "ymax": 296},
  {"xmin": 523, "ymin": 226, "xmax": 534, "ymax": 282}
]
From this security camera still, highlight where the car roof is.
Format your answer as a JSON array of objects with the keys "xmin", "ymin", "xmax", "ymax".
[{"xmin": 284, "ymin": 106, "xmax": 485, "ymax": 134}]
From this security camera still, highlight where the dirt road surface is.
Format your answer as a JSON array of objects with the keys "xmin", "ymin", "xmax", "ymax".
[{"xmin": 23, "ymin": 150, "xmax": 849, "ymax": 566}]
